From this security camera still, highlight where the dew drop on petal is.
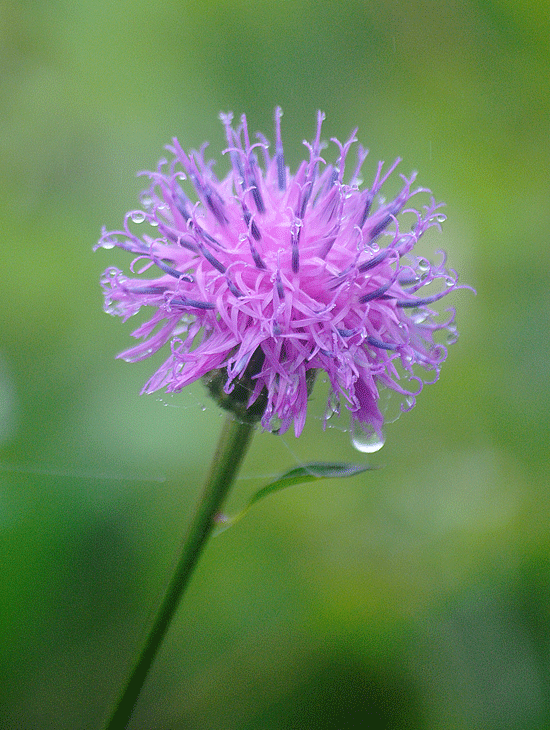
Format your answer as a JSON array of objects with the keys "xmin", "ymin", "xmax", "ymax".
[
  {"xmin": 329, "ymin": 392, "xmax": 340, "ymax": 416},
  {"xmin": 325, "ymin": 392, "xmax": 341, "ymax": 420},
  {"xmin": 380, "ymin": 389, "xmax": 404, "ymax": 424},
  {"xmin": 446, "ymin": 328, "xmax": 459, "ymax": 345},
  {"xmin": 130, "ymin": 212, "xmax": 146, "ymax": 224},
  {"xmin": 351, "ymin": 420, "xmax": 385, "ymax": 453},
  {"xmin": 268, "ymin": 416, "xmax": 282, "ymax": 433}
]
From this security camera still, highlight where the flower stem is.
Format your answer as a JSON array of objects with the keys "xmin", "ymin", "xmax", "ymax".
[{"xmin": 102, "ymin": 414, "xmax": 255, "ymax": 730}]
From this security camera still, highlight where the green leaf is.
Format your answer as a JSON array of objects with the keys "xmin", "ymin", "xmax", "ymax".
[{"xmin": 214, "ymin": 461, "xmax": 373, "ymax": 534}]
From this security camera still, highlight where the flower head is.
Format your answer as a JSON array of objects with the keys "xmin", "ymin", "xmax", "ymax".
[{"xmin": 97, "ymin": 109, "xmax": 467, "ymax": 449}]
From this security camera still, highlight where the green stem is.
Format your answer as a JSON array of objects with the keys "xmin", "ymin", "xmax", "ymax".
[{"xmin": 102, "ymin": 414, "xmax": 255, "ymax": 730}]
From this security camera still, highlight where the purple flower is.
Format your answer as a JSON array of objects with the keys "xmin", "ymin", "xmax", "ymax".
[{"xmin": 97, "ymin": 109, "xmax": 466, "ymax": 450}]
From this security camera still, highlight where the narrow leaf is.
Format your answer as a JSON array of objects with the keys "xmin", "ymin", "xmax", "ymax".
[{"xmin": 215, "ymin": 461, "xmax": 372, "ymax": 534}]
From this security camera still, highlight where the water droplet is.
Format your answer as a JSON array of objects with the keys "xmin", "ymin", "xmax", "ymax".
[
  {"xmin": 351, "ymin": 420, "xmax": 385, "ymax": 453},
  {"xmin": 446, "ymin": 327, "xmax": 459, "ymax": 345},
  {"xmin": 268, "ymin": 416, "xmax": 282, "ymax": 434},
  {"xmin": 102, "ymin": 240, "xmax": 115, "ymax": 250},
  {"xmin": 445, "ymin": 276, "xmax": 454, "ymax": 287},
  {"xmin": 435, "ymin": 214, "xmax": 446, "ymax": 223},
  {"xmin": 325, "ymin": 392, "xmax": 341, "ymax": 420},
  {"xmin": 130, "ymin": 211, "xmax": 146, "ymax": 224},
  {"xmin": 418, "ymin": 258, "xmax": 430, "ymax": 272},
  {"xmin": 380, "ymin": 389, "xmax": 403, "ymax": 424}
]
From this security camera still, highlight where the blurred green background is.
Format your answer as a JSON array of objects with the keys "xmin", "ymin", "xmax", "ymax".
[{"xmin": 1, "ymin": 0, "xmax": 549, "ymax": 727}]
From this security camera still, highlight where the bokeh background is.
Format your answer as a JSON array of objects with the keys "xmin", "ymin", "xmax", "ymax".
[{"xmin": 1, "ymin": 0, "xmax": 549, "ymax": 728}]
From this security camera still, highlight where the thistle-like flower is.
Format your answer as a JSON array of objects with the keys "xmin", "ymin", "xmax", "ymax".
[{"xmin": 97, "ymin": 109, "xmax": 466, "ymax": 451}]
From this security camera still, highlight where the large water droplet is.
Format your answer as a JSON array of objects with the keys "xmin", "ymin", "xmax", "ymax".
[
  {"xmin": 130, "ymin": 211, "xmax": 145, "ymax": 224},
  {"xmin": 351, "ymin": 420, "xmax": 385, "ymax": 453}
]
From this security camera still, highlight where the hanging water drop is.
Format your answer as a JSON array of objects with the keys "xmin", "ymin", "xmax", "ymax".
[
  {"xmin": 268, "ymin": 415, "xmax": 282, "ymax": 434},
  {"xmin": 130, "ymin": 211, "xmax": 146, "ymax": 224},
  {"xmin": 351, "ymin": 420, "xmax": 385, "ymax": 453},
  {"xmin": 404, "ymin": 395, "xmax": 415, "ymax": 410},
  {"xmin": 325, "ymin": 392, "xmax": 340, "ymax": 421},
  {"xmin": 446, "ymin": 327, "xmax": 459, "ymax": 345},
  {"xmin": 380, "ymin": 389, "xmax": 404, "ymax": 425}
]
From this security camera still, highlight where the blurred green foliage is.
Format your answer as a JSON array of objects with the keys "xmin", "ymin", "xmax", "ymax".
[{"xmin": 1, "ymin": 0, "xmax": 549, "ymax": 727}]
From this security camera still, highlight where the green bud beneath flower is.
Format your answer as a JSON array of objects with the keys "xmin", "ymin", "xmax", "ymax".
[{"xmin": 202, "ymin": 348, "xmax": 317, "ymax": 427}]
